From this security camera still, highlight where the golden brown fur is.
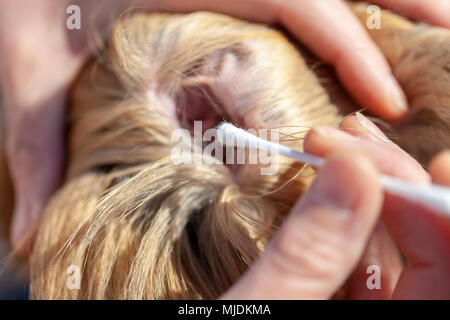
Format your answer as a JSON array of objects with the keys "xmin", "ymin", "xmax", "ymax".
[{"xmin": 1, "ymin": 2, "xmax": 447, "ymax": 299}]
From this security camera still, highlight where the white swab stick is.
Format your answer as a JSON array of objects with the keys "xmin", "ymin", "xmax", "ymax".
[{"xmin": 217, "ymin": 123, "xmax": 450, "ymax": 217}]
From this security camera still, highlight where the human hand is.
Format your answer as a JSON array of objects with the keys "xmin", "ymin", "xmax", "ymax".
[
  {"xmin": 220, "ymin": 149, "xmax": 385, "ymax": 299},
  {"xmin": 1, "ymin": 0, "xmax": 449, "ymax": 253},
  {"xmin": 222, "ymin": 113, "xmax": 450, "ymax": 299},
  {"xmin": 303, "ymin": 113, "xmax": 450, "ymax": 299}
]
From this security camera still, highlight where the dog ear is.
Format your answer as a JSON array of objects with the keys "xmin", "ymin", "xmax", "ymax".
[{"xmin": 175, "ymin": 75, "xmax": 227, "ymax": 134}]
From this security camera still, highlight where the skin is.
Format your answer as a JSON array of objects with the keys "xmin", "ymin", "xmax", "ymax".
[
  {"xmin": 223, "ymin": 115, "xmax": 450, "ymax": 299},
  {"xmin": 0, "ymin": 0, "xmax": 449, "ymax": 297}
]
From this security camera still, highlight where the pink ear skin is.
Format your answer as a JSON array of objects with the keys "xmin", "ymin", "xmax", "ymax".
[
  {"xmin": 175, "ymin": 77, "xmax": 225, "ymax": 134},
  {"xmin": 173, "ymin": 52, "xmax": 258, "ymax": 134}
]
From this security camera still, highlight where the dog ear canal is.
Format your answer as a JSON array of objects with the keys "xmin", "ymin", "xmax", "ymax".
[{"xmin": 175, "ymin": 78, "xmax": 227, "ymax": 134}]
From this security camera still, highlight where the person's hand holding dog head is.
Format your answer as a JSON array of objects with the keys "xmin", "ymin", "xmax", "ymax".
[{"xmin": 0, "ymin": 0, "xmax": 449, "ymax": 264}]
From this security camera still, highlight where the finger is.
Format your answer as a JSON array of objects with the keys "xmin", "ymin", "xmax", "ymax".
[
  {"xmin": 0, "ymin": 1, "xmax": 78, "ymax": 254},
  {"xmin": 339, "ymin": 112, "xmax": 394, "ymax": 145},
  {"xmin": 222, "ymin": 152, "xmax": 383, "ymax": 299},
  {"xmin": 379, "ymin": 149, "xmax": 450, "ymax": 298},
  {"xmin": 382, "ymin": 194, "xmax": 450, "ymax": 299},
  {"xmin": 279, "ymin": 0, "xmax": 408, "ymax": 119},
  {"xmin": 336, "ymin": 115, "xmax": 450, "ymax": 298},
  {"xmin": 344, "ymin": 222, "xmax": 403, "ymax": 299},
  {"xmin": 307, "ymin": 113, "xmax": 404, "ymax": 299},
  {"xmin": 384, "ymin": 150, "xmax": 450, "ymax": 271},
  {"xmin": 336, "ymin": 117, "xmax": 450, "ymax": 298},
  {"xmin": 362, "ymin": 0, "xmax": 450, "ymax": 29},
  {"xmin": 149, "ymin": 0, "xmax": 280, "ymax": 22},
  {"xmin": 429, "ymin": 150, "xmax": 450, "ymax": 186},
  {"xmin": 6, "ymin": 104, "xmax": 65, "ymax": 255},
  {"xmin": 305, "ymin": 116, "xmax": 450, "ymax": 298},
  {"xmin": 304, "ymin": 117, "xmax": 429, "ymax": 184},
  {"xmin": 339, "ymin": 113, "xmax": 428, "ymax": 183}
]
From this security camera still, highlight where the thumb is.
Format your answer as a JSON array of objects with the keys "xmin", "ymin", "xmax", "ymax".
[
  {"xmin": 222, "ymin": 152, "xmax": 383, "ymax": 299},
  {"xmin": 6, "ymin": 102, "xmax": 65, "ymax": 255}
]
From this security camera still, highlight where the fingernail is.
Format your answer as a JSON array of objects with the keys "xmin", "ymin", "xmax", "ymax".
[
  {"xmin": 387, "ymin": 74, "xmax": 408, "ymax": 112},
  {"xmin": 313, "ymin": 126, "xmax": 358, "ymax": 142},
  {"xmin": 355, "ymin": 112, "xmax": 390, "ymax": 143}
]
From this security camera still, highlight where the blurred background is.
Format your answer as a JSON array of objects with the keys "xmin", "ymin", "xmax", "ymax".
[{"xmin": 0, "ymin": 96, "xmax": 29, "ymax": 299}]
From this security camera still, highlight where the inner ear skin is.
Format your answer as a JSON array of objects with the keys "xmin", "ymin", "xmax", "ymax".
[
  {"xmin": 175, "ymin": 82, "xmax": 227, "ymax": 135},
  {"xmin": 174, "ymin": 51, "xmax": 248, "ymax": 135}
]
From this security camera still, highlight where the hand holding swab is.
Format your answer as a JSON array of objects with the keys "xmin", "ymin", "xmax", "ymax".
[{"xmin": 217, "ymin": 123, "xmax": 450, "ymax": 217}]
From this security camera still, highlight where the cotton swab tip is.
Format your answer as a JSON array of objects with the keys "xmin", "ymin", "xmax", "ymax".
[{"xmin": 217, "ymin": 122, "xmax": 324, "ymax": 167}]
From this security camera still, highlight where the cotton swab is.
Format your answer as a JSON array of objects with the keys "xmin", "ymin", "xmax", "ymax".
[{"xmin": 217, "ymin": 123, "xmax": 450, "ymax": 217}]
